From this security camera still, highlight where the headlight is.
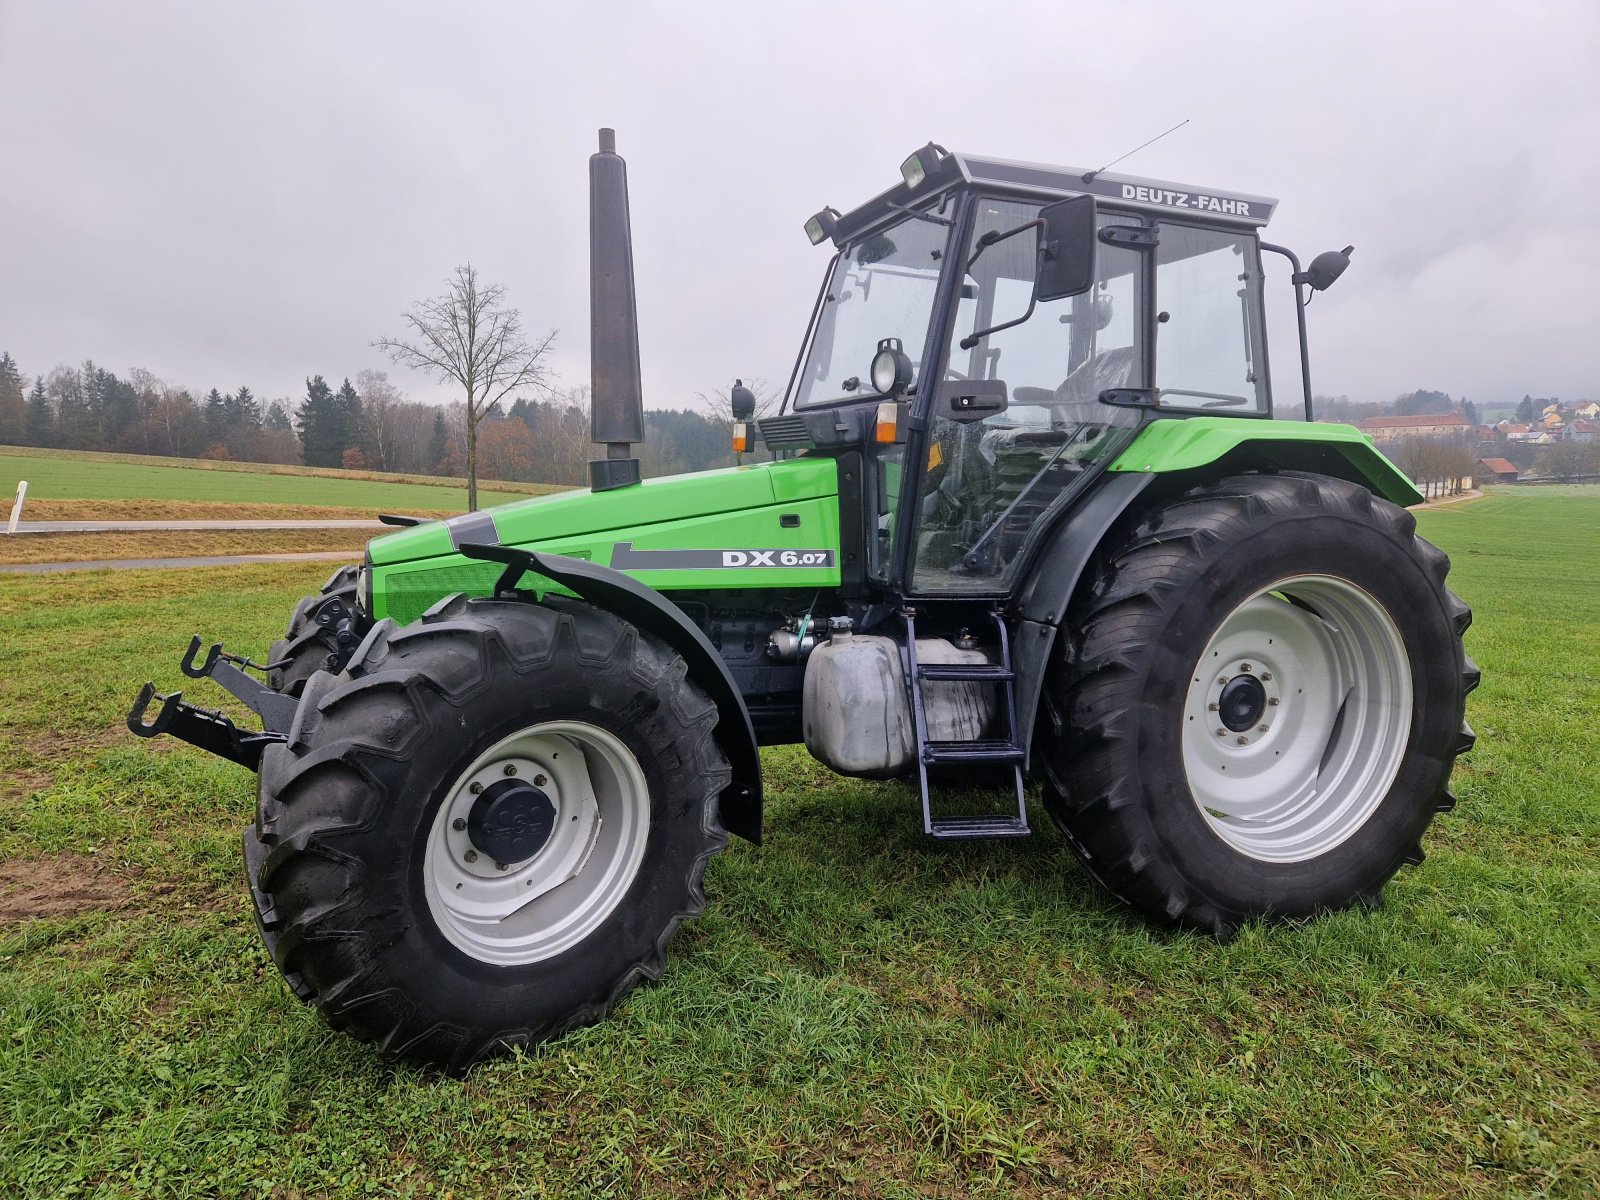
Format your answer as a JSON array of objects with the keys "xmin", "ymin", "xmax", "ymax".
[
  {"xmin": 870, "ymin": 338, "xmax": 912, "ymax": 397},
  {"xmin": 357, "ymin": 562, "xmax": 373, "ymax": 613}
]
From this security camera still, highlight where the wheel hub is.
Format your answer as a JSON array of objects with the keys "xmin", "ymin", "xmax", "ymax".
[
  {"xmin": 467, "ymin": 779, "xmax": 557, "ymax": 863},
  {"xmin": 1181, "ymin": 577, "xmax": 1413, "ymax": 863},
  {"xmin": 424, "ymin": 725, "xmax": 648, "ymax": 966},
  {"xmin": 1217, "ymin": 672, "xmax": 1267, "ymax": 732}
]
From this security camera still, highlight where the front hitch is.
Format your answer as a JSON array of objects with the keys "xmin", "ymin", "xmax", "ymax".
[{"xmin": 128, "ymin": 635, "xmax": 298, "ymax": 771}]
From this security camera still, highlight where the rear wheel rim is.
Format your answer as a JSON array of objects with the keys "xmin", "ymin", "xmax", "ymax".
[
  {"xmin": 423, "ymin": 720, "xmax": 650, "ymax": 965},
  {"xmin": 1181, "ymin": 575, "xmax": 1413, "ymax": 863}
]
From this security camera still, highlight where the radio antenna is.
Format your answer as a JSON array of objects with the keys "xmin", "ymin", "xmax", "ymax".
[{"xmin": 1081, "ymin": 119, "xmax": 1190, "ymax": 184}]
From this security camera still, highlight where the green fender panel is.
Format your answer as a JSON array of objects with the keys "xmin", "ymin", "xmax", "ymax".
[{"xmin": 1108, "ymin": 417, "xmax": 1424, "ymax": 507}]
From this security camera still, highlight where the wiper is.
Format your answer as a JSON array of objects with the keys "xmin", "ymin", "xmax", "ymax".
[{"xmin": 884, "ymin": 202, "xmax": 954, "ymax": 227}]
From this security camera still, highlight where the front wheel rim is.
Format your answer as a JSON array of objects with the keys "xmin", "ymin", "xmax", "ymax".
[
  {"xmin": 423, "ymin": 720, "xmax": 651, "ymax": 966},
  {"xmin": 1181, "ymin": 575, "xmax": 1413, "ymax": 863}
]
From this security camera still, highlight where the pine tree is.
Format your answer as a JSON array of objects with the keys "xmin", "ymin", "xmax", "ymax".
[
  {"xmin": 264, "ymin": 400, "xmax": 292, "ymax": 432},
  {"xmin": 1516, "ymin": 395, "xmax": 1536, "ymax": 424},
  {"xmin": 296, "ymin": 375, "xmax": 347, "ymax": 467},
  {"xmin": 227, "ymin": 386, "xmax": 260, "ymax": 430},
  {"xmin": 428, "ymin": 411, "xmax": 450, "ymax": 473},
  {"xmin": 336, "ymin": 378, "xmax": 361, "ymax": 464},
  {"xmin": 0, "ymin": 352, "xmax": 25, "ymax": 444},
  {"xmin": 203, "ymin": 387, "xmax": 228, "ymax": 436},
  {"xmin": 25, "ymin": 378, "xmax": 53, "ymax": 447}
]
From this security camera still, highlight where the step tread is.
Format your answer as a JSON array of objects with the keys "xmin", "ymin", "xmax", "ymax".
[
  {"xmin": 927, "ymin": 814, "xmax": 1032, "ymax": 840},
  {"xmin": 917, "ymin": 664, "xmax": 1015, "ymax": 681},
  {"xmin": 922, "ymin": 739, "xmax": 1024, "ymax": 764}
]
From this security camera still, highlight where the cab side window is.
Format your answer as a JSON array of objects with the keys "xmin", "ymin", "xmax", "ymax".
[{"xmin": 1154, "ymin": 224, "xmax": 1267, "ymax": 413}]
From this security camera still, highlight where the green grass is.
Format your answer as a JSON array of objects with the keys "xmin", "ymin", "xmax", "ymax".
[
  {"xmin": 0, "ymin": 487, "xmax": 1595, "ymax": 1198},
  {"xmin": 0, "ymin": 445, "xmax": 559, "ymax": 510}
]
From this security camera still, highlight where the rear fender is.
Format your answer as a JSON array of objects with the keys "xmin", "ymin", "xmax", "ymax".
[
  {"xmin": 460, "ymin": 543, "xmax": 763, "ymax": 844},
  {"xmin": 1012, "ymin": 425, "xmax": 1420, "ymax": 768}
]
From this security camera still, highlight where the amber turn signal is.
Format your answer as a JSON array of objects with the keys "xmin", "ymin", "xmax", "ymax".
[
  {"xmin": 732, "ymin": 421, "xmax": 750, "ymax": 454},
  {"xmin": 874, "ymin": 402, "xmax": 898, "ymax": 445}
]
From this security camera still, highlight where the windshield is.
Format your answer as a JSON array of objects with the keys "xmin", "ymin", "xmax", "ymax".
[{"xmin": 793, "ymin": 210, "xmax": 951, "ymax": 409}]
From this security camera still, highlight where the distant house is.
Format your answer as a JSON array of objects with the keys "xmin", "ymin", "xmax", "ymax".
[
  {"xmin": 1568, "ymin": 420, "xmax": 1597, "ymax": 445},
  {"xmin": 1357, "ymin": 412, "xmax": 1474, "ymax": 443},
  {"xmin": 1498, "ymin": 422, "xmax": 1540, "ymax": 442},
  {"xmin": 1478, "ymin": 457, "xmax": 1519, "ymax": 483},
  {"xmin": 1575, "ymin": 401, "xmax": 1600, "ymax": 420}
]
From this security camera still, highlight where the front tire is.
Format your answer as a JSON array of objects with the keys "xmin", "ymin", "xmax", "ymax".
[
  {"xmin": 247, "ymin": 593, "xmax": 729, "ymax": 1071},
  {"xmin": 1040, "ymin": 473, "xmax": 1477, "ymax": 936},
  {"xmin": 267, "ymin": 564, "xmax": 362, "ymax": 697}
]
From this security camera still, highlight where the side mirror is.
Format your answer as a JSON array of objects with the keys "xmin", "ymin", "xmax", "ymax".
[
  {"xmin": 1037, "ymin": 195, "xmax": 1098, "ymax": 301},
  {"xmin": 1298, "ymin": 245, "xmax": 1354, "ymax": 292},
  {"xmin": 730, "ymin": 379, "xmax": 756, "ymax": 420}
]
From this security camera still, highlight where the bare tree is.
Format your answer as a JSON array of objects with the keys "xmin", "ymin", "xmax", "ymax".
[
  {"xmin": 373, "ymin": 263, "xmax": 557, "ymax": 509},
  {"xmin": 353, "ymin": 368, "xmax": 405, "ymax": 472}
]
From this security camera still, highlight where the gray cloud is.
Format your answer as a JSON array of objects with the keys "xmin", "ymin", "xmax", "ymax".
[{"xmin": 2, "ymin": 0, "xmax": 1596, "ymax": 413}]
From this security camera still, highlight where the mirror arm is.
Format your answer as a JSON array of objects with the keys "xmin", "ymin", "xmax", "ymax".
[
  {"xmin": 965, "ymin": 217, "xmax": 1045, "ymax": 272},
  {"xmin": 960, "ymin": 219, "xmax": 1048, "ymax": 349},
  {"xmin": 960, "ymin": 290, "xmax": 1038, "ymax": 351},
  {"xmin": 1260, "ymin": 242, "xmax": 1314, "ymax": 421}
]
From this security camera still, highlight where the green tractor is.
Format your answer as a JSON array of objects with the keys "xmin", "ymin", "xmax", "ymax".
[{"xmin": 130, "ymin": 131, "xmax": 1476, "ymax": 1071}]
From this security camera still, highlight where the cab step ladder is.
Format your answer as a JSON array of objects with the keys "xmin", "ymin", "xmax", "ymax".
[{"xmin": 902, "ymin": 609, "xmax": 1030, "ymax": 840}]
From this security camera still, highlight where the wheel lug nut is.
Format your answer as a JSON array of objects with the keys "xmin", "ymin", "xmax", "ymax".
[
  {"xmin": 503, "ymin": 764, "xmax": 518, "ymax": 776},
  {"xmin": 496, "ymin": 862, "xmax": 509, "ymax": 871},
  {"xmin": 1217, "ymin": 675, "xmax": 1229, "ymax": 686},
  {"xmin": 464, "ymin": 849, "xmax": 478, "ymax": 863},
  {"xmin": 1236, "ymin": 735, "xmax": 1249, "ymax": 745},
  {"xmin": 469, "ymin": 782, "xmax": 483, "ymax": 794},
  {"xmin": 1240, "ymin": 663, "xmax": 1252, "ymax": 672},
  {"xmin": 1268, "ymin": 697, "xmax": 1280, "ymax": 706},
  {"xmin": 1208, "ymin": 702, "xmax": 1219, "ymax": 712},
  {"xmin": 1258, "ymin": 725, "xmax": 1269, "ymax": 733},
  {"xmin": 534, "ymin": 774, "xmax": 547, "ymax": 787},
  {"xmin": 1260, "ymin": 672, "xmax": 1272, "ymax": 682},
  {"xmin": 452, "ymin": 818, "xmax": 467, "ymax": 831},
  {"xmin": 1217, "ymin": 727, "xmax": 1229, "ymax": 737}
]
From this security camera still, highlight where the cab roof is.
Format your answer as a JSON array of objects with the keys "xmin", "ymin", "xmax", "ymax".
[{"xmin": 828, "ymin": 146, "xmax": 1277, "ymax": 246}]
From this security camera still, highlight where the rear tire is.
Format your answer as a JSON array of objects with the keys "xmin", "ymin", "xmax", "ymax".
[
  {"xmin": 1040, "ymin": 473, "xmax": 1477, "ymax": 936},
  {"xmin": 247, "ymin": 593, "xmax": 729, "ymax": 1071},
  {"xmin": 268, "ymin": 564, "xmax": 361, "ymax": 697}
]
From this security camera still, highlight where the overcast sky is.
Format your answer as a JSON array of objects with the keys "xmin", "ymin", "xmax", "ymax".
[{"xmin": 3, "ymin": 0, "xmax": 1597, "ymax": 415}]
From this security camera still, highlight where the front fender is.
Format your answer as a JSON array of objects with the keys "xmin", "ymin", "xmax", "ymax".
[{"xmin": 460, "ymin": 543, "xmax": 763, "ymax": 844}]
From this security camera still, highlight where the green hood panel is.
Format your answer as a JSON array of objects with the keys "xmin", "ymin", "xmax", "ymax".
[
  {"xmin": 368, "ymin": 457, "xmax": 840, "ymax": 567},
  {"xmin": 367, "ymin": 457, "xmax": 844, "ymax": 625},
  {"xmin": 1109, "ymin": 417, "xmax": 1425, "ymax": 507}
]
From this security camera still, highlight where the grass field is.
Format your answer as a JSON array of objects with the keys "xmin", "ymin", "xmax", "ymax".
[
  {"xmin": 0, "ymin": 445, "xmax": 562, "ymax": 514},
  {"xmin": 0, "ymin": 488, "xmax": 1595, "ymax": 1198}
]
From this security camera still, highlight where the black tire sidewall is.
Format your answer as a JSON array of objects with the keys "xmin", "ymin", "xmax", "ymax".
[
  {"xmin": 1131, "ymin": 508, "xmax": 1462, "ymax": 917},
  {"xmin": 392, "ymin": 673, "xmax": 710, "ymax": 1028},
  {"xmin": 262, "ymin": 599, "xmax": 726, "ymax": 1054}
]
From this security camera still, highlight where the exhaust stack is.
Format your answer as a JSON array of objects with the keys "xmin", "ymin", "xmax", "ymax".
[{"xmin": 588, "ymin": 128, "xmax": 645, "ymax": 491}]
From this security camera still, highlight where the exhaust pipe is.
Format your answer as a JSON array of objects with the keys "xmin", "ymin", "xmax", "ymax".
[{"xmin": 588, "ymin": 128, "xmax": 645, "ymax": 492}]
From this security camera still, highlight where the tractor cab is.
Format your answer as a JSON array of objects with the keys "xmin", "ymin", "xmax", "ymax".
[{"xmin": 773, "ymin": 145, "xmax": 1280, "ymax": 597}]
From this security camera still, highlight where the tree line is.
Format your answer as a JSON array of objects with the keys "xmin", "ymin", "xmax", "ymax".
[{"xmin": 0, "ymin": 351, "xmax": 744, "ymax": 484}]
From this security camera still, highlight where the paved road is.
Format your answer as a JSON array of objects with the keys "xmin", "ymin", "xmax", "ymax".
[
  {"xmin": 1, "ymin": 551, "xmax": 355, "ymax": 575},
  {"xmin": 15, "ymin": 519, "xmax": 386, "ymax": 531}
]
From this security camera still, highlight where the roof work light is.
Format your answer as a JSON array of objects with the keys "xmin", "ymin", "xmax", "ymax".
[
  {"xmin": 804, "ymin": 207, "xmax": 841, "ymax": 245},
  {"xmin": 899, "ymin": 142, "xmax": 949, "ymax": 189}
]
